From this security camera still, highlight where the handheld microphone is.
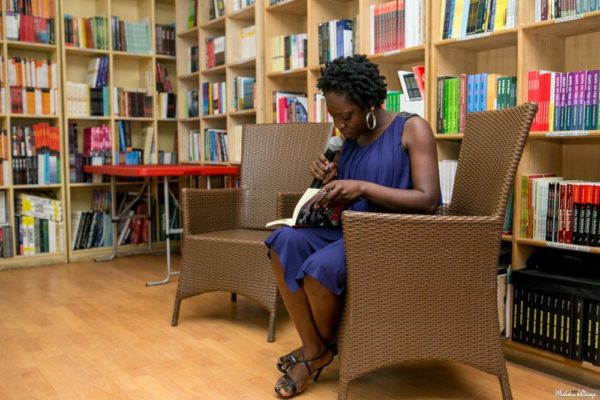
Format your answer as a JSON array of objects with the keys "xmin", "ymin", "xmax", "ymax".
[{"xmin": 310, "ymin": 136, "xmax": 343, "ymax": 188}]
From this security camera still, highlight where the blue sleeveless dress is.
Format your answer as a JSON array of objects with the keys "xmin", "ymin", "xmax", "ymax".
[{"xmin": 265, "ymin": 113, "xmax": 415, "ymax": 295}]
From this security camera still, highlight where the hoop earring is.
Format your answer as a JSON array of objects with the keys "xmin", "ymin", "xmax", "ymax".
[{"xmin": 366, "ymin": 110, "xmax": 377, "ymax": 130}]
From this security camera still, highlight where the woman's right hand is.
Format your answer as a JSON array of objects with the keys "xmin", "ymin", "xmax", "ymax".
[{"xmin": 310, "ymin": 154, "xmax": 338, "ymax": 185}]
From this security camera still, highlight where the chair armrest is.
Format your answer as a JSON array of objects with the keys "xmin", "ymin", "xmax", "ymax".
[
  {"xmin": 341, "ymin": 211, "xmax": 503, "ymax": 290},
  {"xmin": 276, "ymin": 192, "xmax": 304, "ymax": 220},
  {"xmin": 181, "ymin": 188, "xmax": 242, "ymax": 235}
]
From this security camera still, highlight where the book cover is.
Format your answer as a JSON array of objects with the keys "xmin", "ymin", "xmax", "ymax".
[{"xmin": 266, "ymin": 188, "xmax": 346, "ymax": 228}]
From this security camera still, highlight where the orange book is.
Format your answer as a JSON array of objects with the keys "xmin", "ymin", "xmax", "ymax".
[
  {"xmin": 26, "ymin": 88, "xmax": 35, "ymax": 114},
  {"xmin": 42, "ymin": 89, "xmax": 50, "ymax": 114}
]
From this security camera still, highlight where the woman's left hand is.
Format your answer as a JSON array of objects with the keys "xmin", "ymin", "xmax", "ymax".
[{"xmin": 317, "ymin": 179, "xmax": 365, "ymax": 209}]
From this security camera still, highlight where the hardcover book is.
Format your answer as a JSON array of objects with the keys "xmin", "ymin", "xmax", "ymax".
[{"xmin": 266, "ymin": 188, "xmax": 345, "ymax": 228}]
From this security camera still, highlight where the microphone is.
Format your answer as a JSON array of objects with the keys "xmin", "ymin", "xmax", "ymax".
[{"xmin": 310, "ymin": 136, "xmax": 343, "ymax": 188}]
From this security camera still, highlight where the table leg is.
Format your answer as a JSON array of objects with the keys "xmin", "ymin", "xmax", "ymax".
[
  {"xmin": 96, "ymin": 175, "xmax": 118, "ymax": 262},
  {"xmin": 146, "ymin": 176, "xmax": 180, "ymax": 286},
  {"xmin": 147, "ymin": 177, "xmax": 153, "ymax": 254}
]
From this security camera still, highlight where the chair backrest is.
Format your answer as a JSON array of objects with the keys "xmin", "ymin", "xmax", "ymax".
[
  {"xmin": 239, "ymin": 123, "xmax": 333, "ymax": 228},
  {"xmin": 447, "ymin": 103, "xmax": 537, "ymax": 218}
]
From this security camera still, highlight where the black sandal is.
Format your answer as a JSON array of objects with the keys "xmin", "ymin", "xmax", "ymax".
[
  {"xmin": 274, "ymin": 348, "xmax": 334, "ymax": 398},
  {"xmin": 276, "ymin": 340, "xmax": 337, "ymax": 373}
]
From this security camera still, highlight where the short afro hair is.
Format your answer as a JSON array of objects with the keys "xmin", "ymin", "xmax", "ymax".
[{"xmin": 316, "ymin": 54, "xmax": 387, "ymax": 109}]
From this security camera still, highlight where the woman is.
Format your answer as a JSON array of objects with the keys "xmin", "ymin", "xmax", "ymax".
[{"xmin": 265, "ymin": 55, "xmax": 440, "ymax": 398}]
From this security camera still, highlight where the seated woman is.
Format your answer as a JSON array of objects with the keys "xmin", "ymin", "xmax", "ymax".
[{"xmin": 265, "ymin": 55, "xmax": 440, "ymax": 398}]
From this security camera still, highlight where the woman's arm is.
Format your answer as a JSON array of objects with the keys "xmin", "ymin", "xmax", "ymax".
[{"xmin": 319, "ymin": 116, "xmax": 440, "ymax": 214}]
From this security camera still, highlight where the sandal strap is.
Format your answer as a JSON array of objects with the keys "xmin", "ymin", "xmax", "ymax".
[{"xmin": 275, "ymin": 374, "xmax": 298, "ymax": 397}]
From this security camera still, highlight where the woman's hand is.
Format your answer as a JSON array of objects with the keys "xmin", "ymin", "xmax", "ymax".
[
  {"xmin": 310, "ymin": 154, "xmax": 338, "ymax": 185},
  {"xmin": 317, "ymin": 180, "xmax": 364, "ymax": 209}
]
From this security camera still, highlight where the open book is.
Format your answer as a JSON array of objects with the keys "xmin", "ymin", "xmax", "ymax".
[{"xmin": 266, "ymin": 188, "xmax": 346, "ymax": 228}]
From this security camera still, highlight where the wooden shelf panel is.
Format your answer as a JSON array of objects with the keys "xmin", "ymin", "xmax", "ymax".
[
  {"xmin": 200, "ymin": 16, "xmax": 226, "ymax": 30},
  {"xmin": 266, "ymin": 0, "xmax": 307, "ymax": 15},
  {"xmin": 177, "ymin": 27, "xmax": 198, "ymax": 38},
  {"xmin": 201, "ymin": 64, "xmax": 227, "ymax": 75},
  {"xmin": 112, "ymin": 51, "xmax": 154, "ymax": 60},
  {"xmin": 7, "ymin": 41, "xmax": 57, "ymax": 51},
  {"xmin": 228, "ymin": 4, "xmax": 255, "ymax": 20},
  {"xmin": 528, "ymin": 130, "xmax": 600, "ymax": 140},
  {"xmin": 267, "ymin": 67, "xmax": 307, "ymax": 79},
  {"xmin": 521, "ymin": 11, "xmax": 600, "ymax": 37},
  {"xmin": 178, "ymin": 71, "xmax": 200, "ymax": 80},
  {"xmin": 368, "ymin": 45, "xmax": 427, "ymax": 65},
  {"xmin": 433, "ymin": 28, "xmax": 518, "ymax": 51},
  {"xmin": 67, "ymin": 116, "xmax": 112, "ymax": 121},
  {"xmin": 434, "ymin": 134, "xmax": 463, "ymax": 140},
  {"xmin": 65, "ymin": 47, "xmax": 110, "ymax": 55},
  {"xmin": 10, "ymin": 114, "xmax": 60, "ymax": 120},
  {"xmin": 228, "ymin": 58, "xmax": 256, "ymax": 69},
  {"xmin": 229, "ymin": 109, "xmax": 256, "ymax": 117},
  {"xmin": 516, "ymin": 238, "xmax": 600, "ymax": 255},
  {"xmin": 202, "ymin": 114, "xmax": 227, "ymax": 120},
  {"xmin": 502, "ymin": 235, "xmax": 513, "ymax": 242}
]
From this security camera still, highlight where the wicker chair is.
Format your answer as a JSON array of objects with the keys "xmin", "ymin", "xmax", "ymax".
[
  {"xmin": 171, "ymin": 122, "xmax": 333, "ymax": 342},
  {"xmin": 337, "ymin": 103, "xmax": 538, "ymax": 399}
]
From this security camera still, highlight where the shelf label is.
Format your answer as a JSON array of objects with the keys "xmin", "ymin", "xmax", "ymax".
[
  {"xmin": 554, "ymin": 14, "xmax": 584, "ymax": 24},
  {"xmin": 545, "ymin": 131, "xmax": 590, "ymax": 137},
  {"xmin": 456, "ymin": 32, "xmax": 491, "ymax": 41},
  {"xmin": 546, "ymin": 241, "xmax": 592, "ymax": 253}
]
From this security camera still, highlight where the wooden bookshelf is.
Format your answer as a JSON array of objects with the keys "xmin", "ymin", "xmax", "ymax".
[
  {"xmin": 0, "ymin": 0, "xmax": 67, "ymax": 269},
  {"xmin": 176, "ymin": 0, "xmax": 264, "ymax": 164},
  {"xmin": 59, "ymin": 0, "xmax": 178, "ymax": 262}
]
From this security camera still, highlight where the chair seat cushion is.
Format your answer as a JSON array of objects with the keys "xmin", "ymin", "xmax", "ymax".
[{"xmin": 190, "ymin": 228, "xmax": 272, "ymax": 242}]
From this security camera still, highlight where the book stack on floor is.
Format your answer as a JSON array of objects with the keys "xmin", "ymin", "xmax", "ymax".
[
  {"xmin": 14, "ymin": 193, "xmax": 63, "ymax": 255},
  {"xmin": 0, "ymin": 192, "xmax": 13, "ymax": 258}
]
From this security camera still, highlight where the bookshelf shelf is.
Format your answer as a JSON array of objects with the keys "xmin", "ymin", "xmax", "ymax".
[
  {"xmin": 112, "ymin": 51, "xmax": 154, "ymax": 60},
  {"xmin": 65, "ymin": 47, "xmax": 110, "ymax": 56},
  {"xmin": 528, "ymin": 131, "xmax": 600, "ymax": 140},
  {"xmin": 179, "ymin": 117, "xmax": 201, "ymax": 123},
  {"xmin": 202, "ymin": 114, "xmax": 227, "ymax": 120},
  {"xmin": 6, "ymin": 41, "xmax": 58, "ymax": 51},
  {"xmin": 229, "ymin": 4, "xmax": 256, "ymax": 21},
  {"xmin": 434, "ymin": 134, "xmax": 463, "ymax": 140},
  {"xmin": 69, "ymin": 183, "xmax": 112, "ymax": 188},
  {"xmin": 201, "ymin": 64, "xmax": 227, "ymax": 75},
  {"xmin": 521, "ymin": 11, "xmax": 600, "ymax": 37},
  {"xmin": 201, "ymin": 16, "xmax": 226, "ymax": 30},
  {"xmin": 516, "ymin": 238, "xmax": 600, "ymax": 255},
  {"xmin": 156, "ymin": 55, "xmax": 177, "ymax": 62},
  {"xmin": 368, "ymin": 46, "xmax": 428, "ymax": 66},
  {"xmin": 67, "ymin": 116, "xmax": 113, "ymax": 121},
  {"xmin": 229, "ymin": 109, "xmax": 256, "ymax": 117},
  {"xmin": 228, "ymin": 58, "xmax": 256, "ymax": 69},
  {"xmin": 501, "ymin": 235, "xmax": 513, "ymax": 242},
  {"xmin": 267, "ymin": 67, "xmax": 308, "ymax": 79},
  {"xmin": 9, "ymin": 114, "xmax": 60, "ymax": 120},
  {"xmin": 178, "ymin": 27, "xmax": 199, "ymax": 38},
  {"xmin": 266, "ymin": 0, "xmax": 307, "ymax": 16},
  {"xmin": 114, "ymin": 117, "xmax": 156, "ymax": 122},
  {"xmin": 13, "ymin": 184, "xmax": 63, "ymax": 189},
  {"xmin": 178, "ymin": 71, "xmax": 200, "ymax": 81},
  {"xmin": 433, "ymin": 29, "xmax": 518, "ymax": 51}
]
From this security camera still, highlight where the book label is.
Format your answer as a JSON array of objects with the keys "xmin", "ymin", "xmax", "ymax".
[
  {"xmin": 546, "ymin": 241, "xmax": 592, "ymax": 253},
  {"xmin": 545, "ymin": 131, "xmax": 590, "ymax": 138}
]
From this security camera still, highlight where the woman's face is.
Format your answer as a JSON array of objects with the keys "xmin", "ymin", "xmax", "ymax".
[{"xmin": 324, "ymin": 91, "xmax": 368, "ymax": 141}]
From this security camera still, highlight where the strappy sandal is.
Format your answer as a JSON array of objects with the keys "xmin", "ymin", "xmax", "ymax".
[
  {"xmin": 274, "ymin": 348, "xmax": 334, "ymax": 398},
  {"xmin": 276, "ymin": 340, "xmax": 337, "ymax": 373}
]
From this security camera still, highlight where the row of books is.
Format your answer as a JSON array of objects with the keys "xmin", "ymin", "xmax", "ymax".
[
  {"xmin": 233, "ymin": 77, "xmax": 255, "ymax": 111},
  {"xmin": 6, "ymin": 0, "xmax": 55, "ymax": 18},
  {"xmin": 188, "ymin": 129, "xmax": 229, "ymax": 163},
  {"xmin": 156, "ymin": 63, "xmax": 174, "ymax": 93},
  {"xmin": 273, "ymin": 92, "xmax": 308, "ymax": 123},
  {"xmin": 65, "ymin": 83, "xmax": 110, "ymax": 117},
  {"xmin": 15, "ymin": 193, "xmax": 63, "ymax": 255},
  {"xmin": 520, "ymin": 175, "xmax": 600, "ymax": 247},
  {"xmin": 190, "ymin": 46, "xmax": 199, "ymax": 73},
  {"xmin": 11, "ymin": 123, "xmax": 60, "ymax": 185},
  {"xmin": 155, "ymin": 24, "xmax": 176, "ymax": 56},
  {"xmin": 5, "ymin": 13, "xmax": 55, "ymax": 44},
  {"xmin": 111, "ymin": 16, "xmax": 152, "ymax": 55},
  {"xmin": 511, "ymin": 269, "xmax": 600, "ymax": 365},
  {"xmin": 271, "ymin": 33, "xmax": 307, "ymax": 72},
  {"xmin": 209, "ymin": 0, "xmax": 226, "ymax": 20},
  {"xmin": 0, "ymin": 130, "xmax": 8, "ymax": 185},
  {"xmin": 71, "ymin": 210, "xmax": 112, "ymax": 250},
  {"xmin": 68, "ymin": 123, "xmax": 111, "ymax": 184},
  {"xmin": 202, "ymin": 81, "xmax": 227, "ymax": 116},
  {"xmin": 436, "ymin": 74, "xmax": 517, "ymax": 134},
  {"xmin": 534, "ymin": 0, "xmax": 600, "ymax": 21},
  {"xmin": 112, "ymin": 88, "xmax": 153, "ymax": 118},
  {"xmin": 117, "ymin": 203, "xmax": 149, "ymax": 246},
  {"xmin": 440, "ymin": 0, "xmax": 517, "ymax": 40},
  {"xmin": 187, "ymin": 0, "xmax": 198, "ymax": 29},
  {"xmin": 527, "ymin": 69, "xmax": 600, "ymax": 132},
  {"xmin": 63, "ymin": 15, "xmax": 109, "ymax": 50},
  {"xmin": 156, "ymin": 93, "xmax": 176, "ymax": 119},
  {"xmin": 0, "ymin": 191, "xmax": 8, "ymax": 226},
  {"xmin": 370, "ymin": 0, "xmax": 424, "ymax": 54},
  {"xmin": 8, "ymin": 57, "xmax": 58, "ymax": 89},
  {"xmin": 186, "ymin": 89, "xmax": 199, "ymax": 118},
  {"xmin": 0, "ymin": 226, "xmax": 14, "ymax": 258},
  {"xmin": 206, "ymin": 36, "xmax": 226, "ymax": 69},
  {"xmin": 234, "ymin": 0, "xmax": 255, "ymax": 11},
  {"xmin": 239, "ymin": 25, "xmax": 257, "ymax": 62},
  {"xmin": 0, "ymin": 88, "xmax": 6, "ymax": 114},
  {"xmin": 9, "ymin": 86, "xmax": 58, "ymax": 116},
  {"xmin": 318, "ymin": 19, "xmax": 353, "ymax": 65},
  {"xmin": 439, "ymin": 159, "xmax": 458, "ymax": 205},
  {"xmin": 314, "ymin": 93, "xmax": 332, "ymax": 123},
  {"xmin": 87, "ymin": 56, "xmax": 109, "ymax": 89}
]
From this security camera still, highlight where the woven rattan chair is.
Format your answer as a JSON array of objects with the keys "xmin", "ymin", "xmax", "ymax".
[
  {"xmin": 171, "ymin": 122, "xmax": 332, "ymax": 342},
  {"xmin": 337, "ymin": 103, "xmax": 537, "ymax": 399}
]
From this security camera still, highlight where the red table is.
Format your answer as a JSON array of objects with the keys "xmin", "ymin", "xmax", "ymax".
[{"xmin": 83, "ymin": 164, "xmax": 240, "ymax": 286}]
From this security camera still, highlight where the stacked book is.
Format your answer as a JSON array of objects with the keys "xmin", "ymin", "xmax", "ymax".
[
  {"xmin": 8, "ymin": 57, "xmax": 59, "ymax": 116},
  {"xmin": 63, "ymin": 15, "xmax": 109, "ymax": 50},
  {"xmin": 111, "ymin": 16, "xmax": 152, "ymax": 54},
  {"xmin": 440, "ymin": 0, "xmax": 517, "ymax": 40},
  {"xmin": 15, "ymin": 193, "xmax": 63, "ymax": 255},
  {"xmin": 5, "ymin": 0, "xmax": 56, "ymax": 44},
  {"xmin": 11, "ymin": 123, "xmax": 61, "ymax": 185}
]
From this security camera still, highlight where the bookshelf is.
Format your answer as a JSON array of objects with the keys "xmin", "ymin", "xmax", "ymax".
[
  {"xmin": 0, "ymin": 0, "xmax": 67, "ymax": 269},
  {"xmin": 175, "ymin": 0, "xmax": 263, "ymax": 167},
  {"xmin": 60, "ymin": 0, "xmax": 179, "ymax": 262}
]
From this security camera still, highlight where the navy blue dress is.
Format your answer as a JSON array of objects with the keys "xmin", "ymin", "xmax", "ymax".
[{"xmin": 265, "ymin": 113, "xmax": 415, "ymax": 295}]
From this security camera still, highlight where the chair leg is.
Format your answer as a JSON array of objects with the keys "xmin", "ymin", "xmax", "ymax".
[
  {"xmin": 230, "ymin": 293, "xmax": 237, "ymax": 302},
  {"xmin": 499, "ymin": 371, "xmax": 513, "ymax": 400},
  {"xmin": 171, "ymin": 296, "xmax": 182, "ymax": 326},
  {"xmin": 267, "ymin": 310, "xmax": 277, "ymax": 343},
  {"xmin": 337, "ymin": 378, "xmax": 349, "ymax": 400}
]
